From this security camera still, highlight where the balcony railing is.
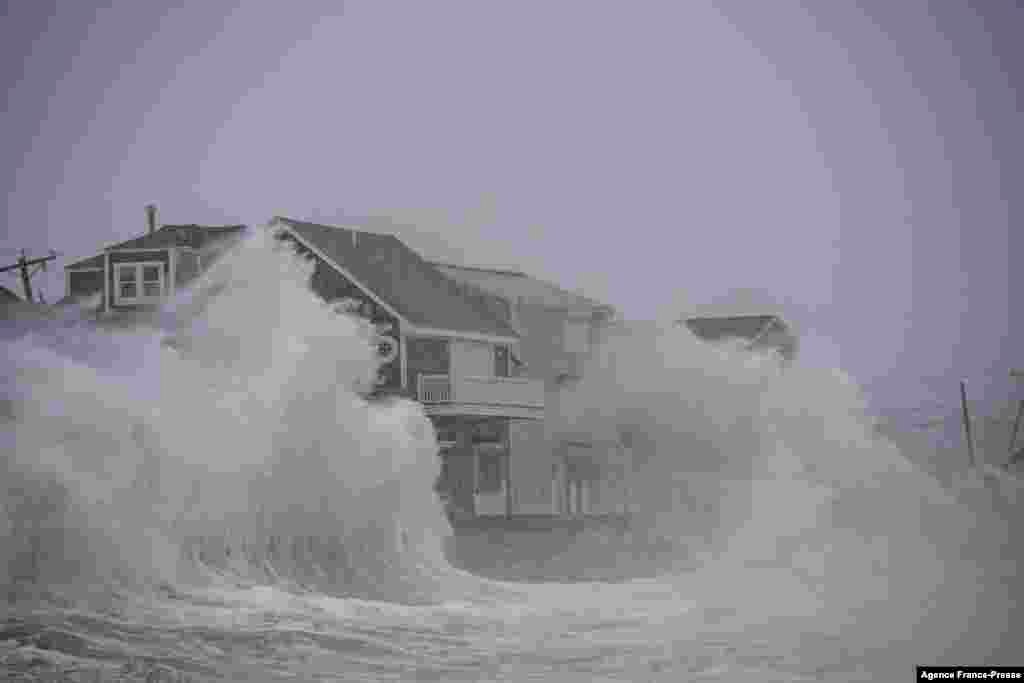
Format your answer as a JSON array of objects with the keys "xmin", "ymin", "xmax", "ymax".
[
  {"xmin": 417, "ymin": 373, "xmax": 544, "ymax": 413},
  {"xmin": 418, "ymin": 374, "xmax": 452, "ymax": 402}
]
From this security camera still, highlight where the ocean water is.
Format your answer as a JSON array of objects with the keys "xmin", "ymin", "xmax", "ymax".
[{"xmin": 2, "ymin": 227, "xmax": 1020, "ymax": 682}]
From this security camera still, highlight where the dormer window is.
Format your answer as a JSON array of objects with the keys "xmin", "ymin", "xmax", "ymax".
[{"xmin": 114, "ymin": 262, "xmax": 165, "ymax": 304}]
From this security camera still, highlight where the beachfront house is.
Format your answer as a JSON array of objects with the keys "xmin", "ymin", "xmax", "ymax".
[
  {"xmin": 434, "ymin": 262, "xmax": 618, "ymax": 518},
  {"xmin": 269, "ymin": 218, "xmax": 546, "ymax": 521},
  {"xmin": 62, "ymin": 205, "xmax": 247, "ymax": 313}
]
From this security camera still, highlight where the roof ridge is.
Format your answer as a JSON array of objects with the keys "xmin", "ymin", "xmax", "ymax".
[
  {"xmin": 432, "ymin": 261, "xmax": 527, "ymax": 278},
  {"xmin": 162, "ymin": 223, "xmax": 245, "ymax": 229},
  {"xmin": 277, "ymin": 217, "xmax": 395, "ymax": 238},
  {"xmin": 685, "ymin": 314, "xmax": 779, "ymax": 321}
]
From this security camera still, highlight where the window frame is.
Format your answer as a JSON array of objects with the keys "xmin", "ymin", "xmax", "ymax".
[
  {"xmin": 113, "ymin": 261, "xmax": 165, "ymax": 305},
  {"xmin": 494, "ymin": 344, "xmax": 511, "ymax": 378}
]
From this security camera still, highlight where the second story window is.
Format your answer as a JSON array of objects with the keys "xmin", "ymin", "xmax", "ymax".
[
  {"xmin": 114, "ymin": 262, "xmax": 165, "ymax": 304},
  {"xmin": 494, "ymin": 344, "xmax": 510, "ymax": 377}
]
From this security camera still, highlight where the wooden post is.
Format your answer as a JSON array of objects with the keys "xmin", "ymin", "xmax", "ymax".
[
  {"xmin": 1008, "ymin": 370, "xmax": 1024, "ymax": 468},
  {"xmin": 960, "ymin": 380, "xmax": 976, "ymax": 468},
  {"xmin": 1008, "ymin": 400, "xmax": 1024, "ymax": 459},
  {"xmin": 18, "ymin": 252, "xmax": 32, "ymax": 302},
  {"xmin": 504, "ymin": 420, "xmax": 513, "ymax": 519},
  {"xmin": 1, "ymin": 250, "xmax": 57, "ymax": 302}
]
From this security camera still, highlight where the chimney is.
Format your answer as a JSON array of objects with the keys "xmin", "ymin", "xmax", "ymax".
[
  {"xmin": 145, "ymin": 204, "xmax": 158, "ymax": 235},
  {"xmin": 351, "ymin": 230, "xmax": 358, "ymax": 248}
]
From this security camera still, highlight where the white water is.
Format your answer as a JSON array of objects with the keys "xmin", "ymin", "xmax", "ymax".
[{"xmin": 2, "ymin": 227, "xmax": 1020, "ymax": 681}]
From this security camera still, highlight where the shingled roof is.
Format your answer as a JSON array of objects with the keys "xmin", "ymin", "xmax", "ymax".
[
  {"xmin": 682, "ymin": 314, "xmax": 797, "ymax": 360},
  {"xmin": 107, "ymin": 224, "xmax": 246, "ymax": 250},
  {"xmin": 683, "ymin": 315, "xmax": 783, "ymax": 341},
  {"xmin": 65, "ymin": 224, "xmax": 246, "ymax": 270},
  {"xmin": 273, "ymin": 218, "xmax": 519, "ymax": 340},
  {"xmin": 432, "ymin": 262, "xmax": 615, "ymax": 317},
  {"xmin": 64, "ymin": 254, "xmax": 105, "ymax": 270}
]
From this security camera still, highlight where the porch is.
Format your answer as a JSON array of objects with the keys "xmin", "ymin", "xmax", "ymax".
[{"xmin": 417, "ymin": 373, "xmax": 544, "ymax": 421}]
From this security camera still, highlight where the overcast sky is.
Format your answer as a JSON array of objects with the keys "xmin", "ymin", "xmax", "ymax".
[{"xmin": 2, "ymin": 1, "xmax": 1021, "ymax": 409}]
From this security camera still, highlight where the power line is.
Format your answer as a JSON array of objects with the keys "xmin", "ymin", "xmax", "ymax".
[{"xmin": 0, "ymin": 249, "xmax": 57, "ymax": 302}]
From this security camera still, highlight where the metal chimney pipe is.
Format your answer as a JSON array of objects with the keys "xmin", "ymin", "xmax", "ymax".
[{"xmin": 146, "ymin": 204, "xmax": 157, "ymax": 235}]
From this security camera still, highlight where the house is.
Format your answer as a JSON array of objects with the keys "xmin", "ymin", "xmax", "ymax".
[
  {"xmin": 269, "ymin": 218, "xmax": 546, "ymax": 521},
  {"xmin": 433, "ymin": 262, "xmax": 618, "ymax": 518},
  {"xmin": 62, "ymin": 205, "xmax": 247, "ymax": 314},
  {"xmin": 58, "ymin": 210, "xmax": 547, "ymax": 522},
  {"xmin": 680, "ymin": 314, "xmax": 797, "ymax": 362}
]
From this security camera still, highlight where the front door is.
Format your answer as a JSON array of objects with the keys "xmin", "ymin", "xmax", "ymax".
[
  {"xmin": 434, "ymin": 417, "xmax": 476, "ymax": 522},
  {"xmin": 443, "ymin": 450, "xmax": 476, "ymax": 520},
  {"xmin": 474, "ymin": 442, "xmax": 507, "ymax": 516}
]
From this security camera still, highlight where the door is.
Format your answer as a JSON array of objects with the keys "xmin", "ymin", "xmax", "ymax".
[
  {"xmin": 444, "ymin": 451, "xmax": 476, "ymax": 520},
  {"xmin": 565, "ymin": 443, "xmax": 597, "ymax": 517},
  {"xmin": 437, "ymin": 418, "xmax": 475, "ymax": 521},
  {"xmin": 474, "ymin": 442, "xmax": 507, "ymax": 516}
]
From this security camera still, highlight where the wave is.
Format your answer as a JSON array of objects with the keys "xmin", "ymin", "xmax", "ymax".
[
  {"xmin": 2, "ymin": 224, "xmax": 1019, "ymax": 675},
  {"xmin": 553, "ymin": 321, "xmax": 1021, "ymax": 664},
  {"xmin": 1, "ymin": 227, "xmax": 474, "ymax": 606}
]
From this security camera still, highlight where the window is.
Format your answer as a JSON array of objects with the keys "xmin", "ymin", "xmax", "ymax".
[
  {"xmin": 494, "ymin": 344, "xmax": 510, "ymax": 377},
  {"xmin": 114, "ymin": 262, "xmax": 165, "ymax": 304},
  {"xmin": 433, "ymin": 417, "xmax": 458, "ymax": 445},
  {"xmin": 472, "ymin": 419, "xmax": 507, "ymax": 443},
  {"xmin": 142, "ymin": 265, "xmax": 162, "ymax": 296}
]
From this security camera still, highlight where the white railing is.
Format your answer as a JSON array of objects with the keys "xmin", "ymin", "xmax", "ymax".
[
  {"xmin": 416, "ymin": 373, "xmax": 544, "ymax": 408},
  {"xmin": 459, "ymin": 375, "xmax": 545, "ymax": 408},
  {"xmin": 418, "ymin": 374, "xmax": 452, "ymax": 403}
]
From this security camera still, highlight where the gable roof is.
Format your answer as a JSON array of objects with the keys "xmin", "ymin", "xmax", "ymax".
[
  {"xmin": 433, "ymin": 262, "xmax": 615, "ymax": 317},
  {"xmin": 106, "ymin": 224, "xmax": 246, "ymax": 251},
  {"xmin": 683, "ymin": 315, "xmax": 785, "ymax": 341},
  {"xmin": 65, "ymin": 224, "xmax": 246, "ymax": 270},
  {"xmin": 682, "ymin": 314, "xmax": 797, "ymax": 359},
  {"xmin": 65, "ymin": 254, "xmax": 105, "ymax": 270},
  {"xmin": 273, "ymin": 218, "xmax": 519, "ymax": 341}
]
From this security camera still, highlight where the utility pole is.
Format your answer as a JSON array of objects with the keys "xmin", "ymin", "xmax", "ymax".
[
  {"xmin": 960, "ymin": 380, "xmax": 976, "ymax": 468},
  {"xmin": 1007, "ymin": 370, "xmax": 1024, "ymax": 468},
  {"xmin": 0, "ymin": 250, "xmax": 57, "ymax": 302}
]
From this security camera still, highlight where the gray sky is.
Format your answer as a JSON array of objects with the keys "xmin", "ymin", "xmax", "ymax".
[{"xmin": 2, "ymin": 1, "xmax": 1020, "ymax": 407}]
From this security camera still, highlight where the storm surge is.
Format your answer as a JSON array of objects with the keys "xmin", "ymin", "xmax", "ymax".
[
  {"xmin": 1, "ymin": 225, "xmax": 1019, "ymax": 679},
  {"xmin": 1, "ymin": 228, "xmax": 469, "ymax": 607},
  {"xmin": 555, "ymin": 322, "xmax": 1021, "ymax": 667}
]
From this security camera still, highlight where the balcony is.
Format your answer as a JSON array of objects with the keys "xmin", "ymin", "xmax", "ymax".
[{"xmin": 417, "ymin": 374, "xmax": 544, "ymax": 420}]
